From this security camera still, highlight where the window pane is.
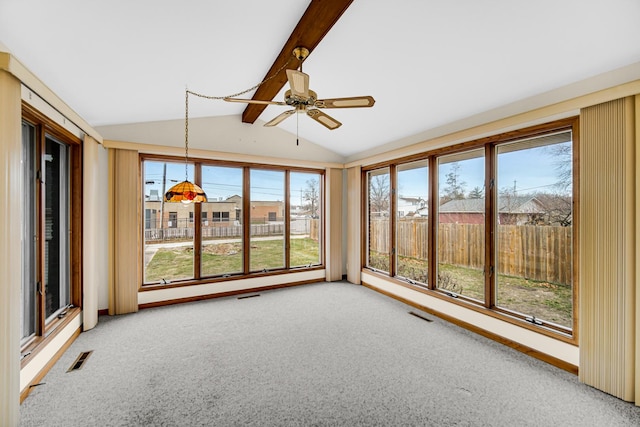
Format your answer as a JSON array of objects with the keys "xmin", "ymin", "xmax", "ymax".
[
  {"xmin": 396, "ymin": 161, "xmax": 429, "ymax": 284},
  {"xmin": 21, "ymin": 122, "xmax": 37, "ymax": 340},
  {"xmin": 201, "ymin": 165, "xmax": 243, "ymax": 277},
  {"xmin": 290, "ymin": 172, "xmax": 322, "ymax": 267},
  {"xmin": 143, "ymin": 161, "xmax": 195, "ymax": 283},
  {"xmin": 496, "ymin": 132, "xmax": 573, "ymax": 329},
  {"xmin": 250, "ymin": 169, "xmax": 285, "ymax": 271},
  {"xmin": 367, "ymin": 168, "xmax": 391, "ymax": 272},
  {"xmin": 437, "ymin": 150, "xmax": 485, "ymax": 301},
  {"xmin": 44, "ymin": 136, "xmax": 70, "ymax": 320}
]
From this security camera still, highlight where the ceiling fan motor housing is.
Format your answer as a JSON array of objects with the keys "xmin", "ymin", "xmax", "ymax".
[{"xmin": 285, "ymin": 89, "xmax": 317, "ymax": 107}]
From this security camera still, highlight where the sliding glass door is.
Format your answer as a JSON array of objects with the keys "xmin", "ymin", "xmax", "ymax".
[
  {"xmin": 44, "ymin": 136, "xmax": 71, "ymax": 320},
  {"xmin": 21, "ymin": 120, "xmax": 74, "ymax": 343}
]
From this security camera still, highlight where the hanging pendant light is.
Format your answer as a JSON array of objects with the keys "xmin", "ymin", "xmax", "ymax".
[
  {"xmin": 165, "ymin": 90, "xmax": 207, "ymax": 204},
  {"xmin": 165, "ymin": 52, "xmax": 300, "ymax": 204},
  {"xmin": 164, "ymin": 180, "xmax": 207, "ymax": 203}
]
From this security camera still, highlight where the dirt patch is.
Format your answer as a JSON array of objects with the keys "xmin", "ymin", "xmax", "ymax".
[{"xmin": 203, "ymin": 243, "xmax": 241, "ymax": 256}]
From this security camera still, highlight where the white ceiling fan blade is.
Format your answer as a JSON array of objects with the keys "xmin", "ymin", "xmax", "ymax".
[
  {"xmin": 264, "ymin": 110, "xmax": 295, "ymax": 127},
  {"xmin": 315, "ymin": 96, "xmax": 375, "ymax": 108},
  {"xmin": 286, "ymin": 69, "xmax": 310, "ymax": 99},
  {"xmin": 306, "ymin": 109, "xmax": 342, "ymax": 130},
  {"xmin": 224, "ymin": 97, "xmax": 286, "ymax": 106}
]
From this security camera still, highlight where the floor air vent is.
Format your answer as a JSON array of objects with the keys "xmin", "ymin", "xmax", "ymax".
[
  {"xmin": 409, "ymin": 311, "xmax": 433, "ymax": 322},
  {"xmin": 238, "ymin": 294, "xmax": 260, "ymax": 300},
  {"xmin": 68, "ymin": 351, "xmax": 93, "ymax": 372}
]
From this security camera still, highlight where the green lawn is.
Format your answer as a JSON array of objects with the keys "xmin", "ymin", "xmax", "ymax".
[
  {"xmin": 145, "ymin": 246, "xmax": 196, "ymax": 282},
  {"xmin": 148, "ymin": 243, "xmax": 572, "ymax": 328},
  {"xmin": 145, "ymin": 238, "xmax": 320, "ymax": 283}
]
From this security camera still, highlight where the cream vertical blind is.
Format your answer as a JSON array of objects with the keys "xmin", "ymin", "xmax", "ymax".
[
  {"xmin": 83, "ymin": 135, "xmax": 100, "ymax": 330},
  {"xmin": 635, "ymin": 95, "xmax": 640, "ymax": 406},
  {"xmin": 579, "ymin": 96, "xmax": 636, "ymax": 402},
  {"xmin": 326, "ymin": 168, "xmax": 344, "ymax": 281},
  {"xmin": 346, "ymin": 166, "xmax": 361, "ymax": 284},
  {"xmin": 109, "ymin": 148, "xmax": 140, "ymax": 315},
  {"xmin": 0, "ymin": 70, "xmax": 22, "ymax": 426}
]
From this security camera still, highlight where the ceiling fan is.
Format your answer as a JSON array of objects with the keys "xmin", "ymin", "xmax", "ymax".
[{"xmin": 224, "ymin": 47, "xmax": 375, "ymax": 130}]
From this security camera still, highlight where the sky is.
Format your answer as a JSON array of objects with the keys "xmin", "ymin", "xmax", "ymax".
[
  {"xmin": 145, "ymin": 139, "xmax": 572, "ymax": 205},
  {"xmin": 144, "ymin": 161, "xmax": 320, "ymax": 205},
  {"xmin": 396, "ymin": 141, "xmax": 572, "ymax": 200}
]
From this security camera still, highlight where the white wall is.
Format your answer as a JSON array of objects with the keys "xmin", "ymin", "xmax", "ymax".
[{"xmin": 96, "ymin": 115, "xmax": 346, "ymax": 165}]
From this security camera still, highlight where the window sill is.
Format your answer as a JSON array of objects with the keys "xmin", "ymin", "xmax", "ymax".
[
  {"xmin": 363, "ymin": 268, "xmax": 577, "ymax": 346},
  {"xmin": 20, "ymin": 307, "xmax": 82, "ymax": 369},
  {"xmin": 139, "ymin": 265, "xmax": 325, "ymax": 292}
]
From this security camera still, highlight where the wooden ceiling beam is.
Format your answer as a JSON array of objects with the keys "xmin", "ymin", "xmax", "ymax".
[{"xmin": 242, "ymin": 0, "xmax": 354, "ymax": 124}]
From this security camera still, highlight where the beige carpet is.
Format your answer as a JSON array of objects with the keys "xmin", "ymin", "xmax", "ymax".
[{"xmin": 20, "ymin": 281, "xmax": 640, "ymax": 426}]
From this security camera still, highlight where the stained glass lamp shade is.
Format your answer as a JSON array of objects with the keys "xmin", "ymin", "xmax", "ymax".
[{"xmin": 164, "ymin": 180, "xmax": 207, "ymax": 203}]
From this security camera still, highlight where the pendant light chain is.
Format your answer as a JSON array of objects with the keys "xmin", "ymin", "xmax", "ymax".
[
  {"xmin": 168, "ymin": 50, "xmax": 305, "ymax": 204},
  {"xmin": 187, "ymin": 56, "xmax": 295, "ymax": 101},
  {"xmin": 184, "ymin": 89, "xmax": 190, "ymax": 181},
  {"xmin": 183, "ymin": 57, "xmax": 297, "ymax": 180}
]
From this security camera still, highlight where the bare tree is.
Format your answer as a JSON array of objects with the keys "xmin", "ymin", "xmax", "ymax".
[
  {"xmin": 548, "ymin": 141, "xmax": 572, "ymax": 195},
  {"xmin": 535, "ymin": 192, "xmax": 572, "ymax": 227},
  {"xmin": 540, "ymin": 141, "xmax": 573, "ymax": 226},
  {"xmin": 303, "ymin": 178, "xmax": 320, "ymax": 217},
  {"xmin": 442, "ymin": 162, "xmax": 466, "ymax": 202},
  {"xmin": 369, "ymin": 174, "xmax": 390, "ymax": 215}
]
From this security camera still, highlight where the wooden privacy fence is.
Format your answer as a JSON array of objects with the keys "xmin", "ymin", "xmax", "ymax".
[
  {"xmin": 497, "ymin": 224, "xmax": 572, "ymax": 285},
  {"xmin": 370, "ymin": 218, "xmax": 572, "ymax": 285}
]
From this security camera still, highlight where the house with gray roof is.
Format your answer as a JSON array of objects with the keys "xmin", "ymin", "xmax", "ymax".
[{"xmin": 439, "ymin": 196, "xmax": 546, "ymax": 225}]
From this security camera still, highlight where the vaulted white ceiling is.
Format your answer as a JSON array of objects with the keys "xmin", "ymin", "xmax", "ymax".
[{"xmin": 1, "ymin": 0, "xmax": 640, "ymax": 159}]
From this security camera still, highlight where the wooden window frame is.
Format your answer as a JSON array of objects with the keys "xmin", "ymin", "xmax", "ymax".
[
  {"xmin": 140, "ymin": 155, "xmax": 325, "ymax": 288},
  {"xmin": 20, "ymin": 103, "xmax": 83, "ymax": 360},
  {"xmin": 362, "ymin": 117, "xmax": 579, "ymax": 342}
]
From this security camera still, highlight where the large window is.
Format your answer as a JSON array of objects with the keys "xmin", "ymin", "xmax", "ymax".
[
  {"xmin": 142, "ymin": 157, "xmax": 324, "ymax": 285},
  {"xmin": 437, "ymin": 150, "xmax": 485, "ymax": 302},
  {"xmin": 396, "ymin": 161, "xmax": 429, "ymax": 284},
  {"xmin": 21, "ymin": 111, "xmax": 81, "ymax": 346},
  {"xmin": 495, "ymin": 131, "xmax": 573, "ymax": 329},
  {"xmin": 290, "ymin": 171, "xmax": 322, "ymax": 268},
  {"xmin": 201, "ymin": 165, "xmax": 243, "ymax": 277},
  {"xmin": 250, "ymin": 169, "xmax": 285, "ymax": 272},
  {"xmin": 364, "ymin": 118, "xmax": 577, "ymax": 336},
  {"xmin": 366, "ymin": 168, "xmax": 391, "ymax": 273},
  {"xmin": 143, "ymin": 161, "xmax": 195, "ymax": 283}
]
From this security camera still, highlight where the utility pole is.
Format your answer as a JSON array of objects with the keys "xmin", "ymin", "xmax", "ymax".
[{"xmin": 159, "ymin": 163, "xmax": 166, "ymax": 240}]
